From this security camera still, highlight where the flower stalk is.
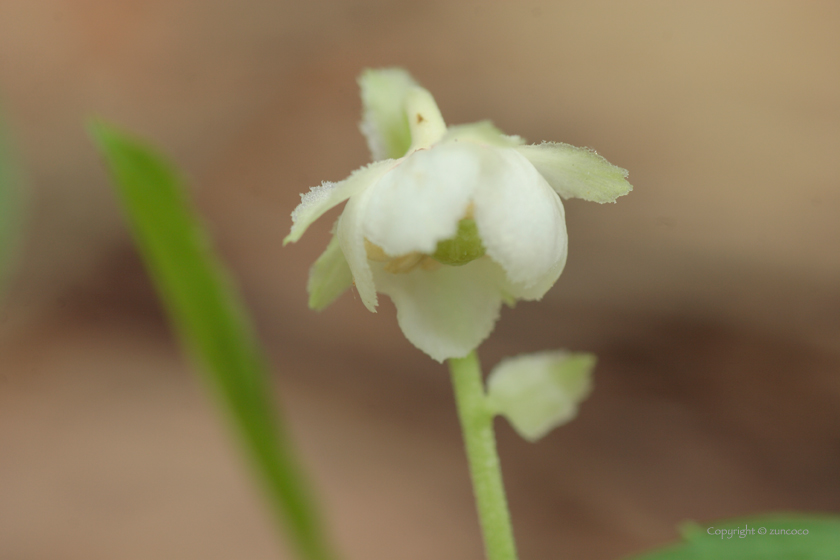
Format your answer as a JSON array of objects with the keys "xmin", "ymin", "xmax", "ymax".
[{"xmin": 449, "ymin": 351, "xmax": 518, "ymax": 560}]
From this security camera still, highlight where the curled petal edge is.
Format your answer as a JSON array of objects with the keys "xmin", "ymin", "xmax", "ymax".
[
  {"xmin": 336, "ymin": 180, "xmax": 379, "ymax": 312},
  {"xmin": 284, "ymin": 159, "xmax": 395, "ymax": 245},
  {"xmin": 472, "ymin": 147, "xmax": 568, "ymax": 290}
]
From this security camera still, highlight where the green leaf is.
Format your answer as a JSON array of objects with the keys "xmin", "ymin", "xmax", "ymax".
[
  {"xmin": 0, "ymin": 106, "xmax": 25, "ymax": 295},
  {"xmin": 89, "ymin": 120, "xmax": 335, "ymax": 560},
  {"xmin": 625, "ymin": 514, "xmax": 840, "ymax": 560},
  {"xmin": 485, "ymin": 351, "xmax": 595, "ymax": 442}
]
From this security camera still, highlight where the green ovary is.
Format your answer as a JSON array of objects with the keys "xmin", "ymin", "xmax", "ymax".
[{"xmin": 433, "ymin": 218, "xmax": 486, "ymax": 266}]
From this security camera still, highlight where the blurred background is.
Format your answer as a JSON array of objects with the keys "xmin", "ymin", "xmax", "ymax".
[{"xmin": 1, "ymin": 1, "xmax": 838, "ymax": 558}]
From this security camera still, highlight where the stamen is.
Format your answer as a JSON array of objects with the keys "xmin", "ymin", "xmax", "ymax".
[
  {"xmin": 364, "ymin": 239, "xmax": 390, "ymax": 262},
  {"xmin": 463, "ymin": 202, "xmax": 475, "ymax": 220},
  {"xmin": 420, "ymin": 257, "xmax": 442, "ymax": 271},
  {"xmin": 365, "ymin": 210, "xmax": 484, "ymax": 274}
]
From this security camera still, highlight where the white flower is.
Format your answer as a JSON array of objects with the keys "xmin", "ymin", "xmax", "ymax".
[{"xmin": 285, "ymin": 68, "xmax": 631, "ymax": 362}]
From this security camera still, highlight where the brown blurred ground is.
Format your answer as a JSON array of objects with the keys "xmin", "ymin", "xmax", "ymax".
[{"xmin": 1, "ymin": 1, "xmax": 839, "ymax": 559}]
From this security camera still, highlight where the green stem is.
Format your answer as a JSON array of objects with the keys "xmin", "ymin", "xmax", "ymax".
[{"xmin": 449, "ymin": 351, "xmax": 519, "ymax": 560}]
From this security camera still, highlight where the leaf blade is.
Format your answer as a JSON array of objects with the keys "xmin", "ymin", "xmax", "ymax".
[
  {"xmin": 89, "ymin": 120, "xmax": 335, "ymax": 560},
  {"xmin": 0, "ymin": 106, "xmax": 24, "ymax": 295}
]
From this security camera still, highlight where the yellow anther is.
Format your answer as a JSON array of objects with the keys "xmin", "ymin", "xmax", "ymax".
[
  {"xmin": 366, "ymin": 234, "xmax": 461, "ymax": 274},
  {"xmin": 364, "ymin": 239, "xmax": 390, "ymax": 262},
  {"xmin": 384, "ymin": 252, "xmax": 424, "ymax": 273},
  {"xmin": 463, "ymin": 202, "xmax": 475, "ymax": 220},
  {"xmin": 420, "ymin": 256, "xmax": 442, "ymax": 271}
]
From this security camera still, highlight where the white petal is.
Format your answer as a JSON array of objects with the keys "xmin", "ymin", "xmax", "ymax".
[
  {"xmin": 358, "ymin": 68, "xmax": 418, "ymax": 160},
  {"xmin": 502, "ymin": 253, "xmax": 567, "ymax": 301},
  {"xmin": 515, "ymin": 142, "xmax": 632, "ymax": 203},
  {"xmin": 404, "ymin": 87, "xmax": 446, "ymax": 151},
  {"xmin": 284, "ymin": 160, "xmax": 395, "ymax": 245},
  {"xmin": 336, "ymin": 180, "xmax": 379, "ymax": 312},
  {"xmin": 472, "ymin": 147, "xmax": 568, "ymax": 291},
  {"xmin": 486, "ymin": 351, "xmax": 595, "ymax": 442},
  {"xmin": 441, "ymin": 121, "xmax": 525, "ymax": 148},
  {"xmin": 307, "ymin": 229, "xmax": 353, "ymax": 311},
  {"xmin": 362, "ymin": 143, "xmax": 483, "ymax": 256},
  {"xmin": 372, "ymin": 257, "xmax": 507, "ymax": 362}
]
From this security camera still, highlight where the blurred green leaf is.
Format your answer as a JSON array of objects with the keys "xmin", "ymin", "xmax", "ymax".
[
  {"xmin": 625, "ymin": 514, "xmax": 840, "ymax": 560},
  {"xmin": 89, "ymin": 120, "xmax": 335, "ymax": 560},
  {"xmin": 0, "ymin": 106, "xmax": 24, "ymax": 294}
]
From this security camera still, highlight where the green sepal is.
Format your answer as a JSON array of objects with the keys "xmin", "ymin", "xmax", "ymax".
[
  {"xmin": 307, "ymin": 229, "xmax": 353, "ymax": 311},
  {"xmin": 358, "ymin": 68, "xmax": 418, "ymax": 160},
  {"xmin": 516, "ymin": 142, "xmax": 632, "ymax": 203}
]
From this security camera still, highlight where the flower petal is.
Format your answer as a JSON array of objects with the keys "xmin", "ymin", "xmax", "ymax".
[
  {"xmin": 404, "ymin": 86, "xmax": 446, "ymax": 151},
  {"xmin": 486, "ymin": 351, "xmax": 595, "ymax": 442},
  {"xmin": 441, "ymin": 121, "xmax": 524, "ymax": 148},
  {"xmin": 336, "ymin": 178, "xmax": 379, "ymax": 312},
  {"xmin": 284, "ymin": 159, "xmax": 395, "ymax": 245},
  {"xmin": 372, "ymin": 257, "xmax": 507, "ymax": 362},
  {"xmin": 472, "ymin": 147, "xmax": 567, "ymax": 291},
  {"xmin": 307, "ymin": 228, "xmax": 353, "ymax": 311},
  {"xmin": 502, "ymin": 254, "xmax": 567, "ymax": 301},
  {"xmin": 362, "ymin": 143, "xmax": 483, "ymax": 256},
  {"xmin": 358, "ymin": 68, "xmax": 418, "ymax": 160},
  {"xmin": 515, "ymin": 142, "xmax": 632, "ymax": 203}
]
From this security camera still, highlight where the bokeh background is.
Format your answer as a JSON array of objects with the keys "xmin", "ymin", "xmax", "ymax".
[{"xmin": 1, "ymin": 1, "xmax": 839, "ymax": 558}]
